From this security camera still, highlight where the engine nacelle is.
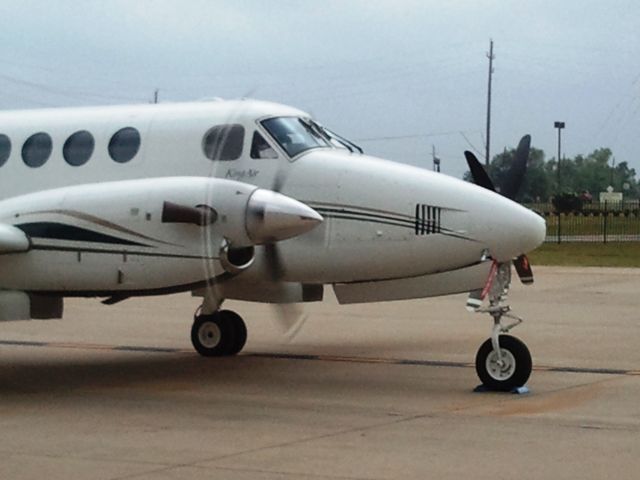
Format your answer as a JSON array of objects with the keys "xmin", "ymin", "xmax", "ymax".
[{"xmin": 0, "ymin": 177, "xmax": 322, "ymax": 295}]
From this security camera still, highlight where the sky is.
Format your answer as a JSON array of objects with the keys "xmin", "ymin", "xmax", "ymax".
[{"xmin": 0, "ymin": 0, "xmax": 638, "ymax": 179}]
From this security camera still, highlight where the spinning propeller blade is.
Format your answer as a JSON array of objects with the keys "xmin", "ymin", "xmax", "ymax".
[
  {"xmin": 270, "ymin": 303, "xmax": 309, "ymax": 342},
  {"xmin": 263, "ymin": 167, "xmax": 290, "ymax": 282},
  {"xmin": 264, "ymin": 165, "xmax": 312, "ymax": 341}
]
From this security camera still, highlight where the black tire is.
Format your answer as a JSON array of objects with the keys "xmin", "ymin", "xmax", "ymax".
[
  {"xmin": 191, "ymin": 312, "xmax": 237, "ymax": 357},
  {"xmin": 220, "ymin": 310, "xmax": 247, "ymax": 355},
  {"xmin": 475, "ymin": 335, "xmax": 532, "ymax": 391}
]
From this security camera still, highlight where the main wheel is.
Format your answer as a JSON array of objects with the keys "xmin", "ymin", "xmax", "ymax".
[
  {"xmin": 475, "ymin": 335, "xmax": 532, "ymax": 391},
  {"xmin": 191, "ymin": 312, "xmax": 237, "ymax": 357},
  {"xmin": 220, "ymin": 310, "xmax": 247, "ymax": 355}
]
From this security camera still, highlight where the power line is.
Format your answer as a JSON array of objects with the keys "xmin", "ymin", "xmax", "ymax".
[
  {"xmin": 0, "ymin": 72, "xmax": 144, "ymax": 103},
  {"xmin": 354, "ymin": 130, "xmax": 483, "ymax": 142},
  {"xmin": 459, "ymin": 131, "xmax": 483, "ymax": 158}
]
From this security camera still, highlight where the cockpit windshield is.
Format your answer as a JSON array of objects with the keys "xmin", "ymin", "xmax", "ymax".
[
  {"xmin": 261, "ymin": 117, "xmax": 329, "ymax": 157},
  {"xmin": 261, "ymin": 116, "xmax": 363, "ymax": 158}
]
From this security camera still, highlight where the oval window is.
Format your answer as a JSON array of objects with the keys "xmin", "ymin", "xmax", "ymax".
[
  {"xmin": 108, "ymin": 127, "xmax": 140, "ymax": 163},
  {"xmin": 202, "ymin": 124, "xmax": 244, "ymax": 161},
  {"xmin": 0, "ymin": 134, "xmax": 11, "ymax": 167},
  {"xmin": 22, "ymin": 132, "xmax": 52, "ymax": 168},
  {"xmin": 63, "ymin": 130, "xmax": 95, "ymax": 166}
]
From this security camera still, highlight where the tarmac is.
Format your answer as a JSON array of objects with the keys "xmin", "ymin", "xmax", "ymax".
[{"xmin": 1, "ymin": 266, "xmax": 639, "ymax": 479}]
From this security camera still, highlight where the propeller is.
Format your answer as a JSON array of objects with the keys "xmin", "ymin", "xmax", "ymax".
[
  {"xmin": 499, "ymin": 135, "xmax": 531, "ymax": 200},
  {"xmin": 263, "ymin": 166, "xmax": 310, "ymax": 341},
  {"xmin": 465, "ymin": 135, "xmax": 535, "ymax": 285},
  {"xmin": 464, "ymin": 151, "xmax": 495, "ymax": 192}
]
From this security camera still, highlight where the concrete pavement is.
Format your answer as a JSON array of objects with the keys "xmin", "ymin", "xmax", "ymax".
[{"xmin": 1, "ymin": 266, "xmax": 639, "ymax": 479}]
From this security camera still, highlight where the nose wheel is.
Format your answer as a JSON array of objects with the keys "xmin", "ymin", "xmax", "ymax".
[
  {"xmin": 191, "ymin": 309, "xmax": 247, "ymax": 357},
  {"xmin": 475, "ymin": 334, "xmax": 531, "ymax": 391}
]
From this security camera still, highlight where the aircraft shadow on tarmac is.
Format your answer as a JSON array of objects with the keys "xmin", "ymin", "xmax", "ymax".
[
  {"xmin": 0, "ymin": 354, "xmax": 263, "ymax": 395},
  {"xmin": 0, "ymin": 348, "xmax": 468, "ymax": 399}
]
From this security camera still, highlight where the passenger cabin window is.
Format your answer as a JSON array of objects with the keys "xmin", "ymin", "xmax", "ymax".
[
  {"xmin": 22, "ymin": 132, "xmax": 52, "ymax": 168},
  {"xmin": 109, "ymin": 127, "xmax": 140, "ymax": 163},
  {"xmin": 202, "ymin": 124, "xmax": 244, "ymax": 161},
  {"xmin": 0, "ymin": 134, "xmax": 10, "ymax": 167},
  {"xmin": 63, "ymin": 130, "xmax": 95, "ymax": 166},
  {"xmin": 250, "ymin": 131, "xmax": 278, "ymax": 159},
  {"xmin": 261, "ymin": 117, "xmax": 329, "ymax": 158}
]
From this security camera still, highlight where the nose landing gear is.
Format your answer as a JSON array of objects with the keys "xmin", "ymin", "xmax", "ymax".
[{"xmin": 468, "ymin": 262, "xmax": 532, "ymax": 391}]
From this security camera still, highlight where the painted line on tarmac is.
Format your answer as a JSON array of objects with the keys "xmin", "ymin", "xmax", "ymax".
[{"xmin": 0, "ymin": 339, "xmax": 638, "ymax": 377}]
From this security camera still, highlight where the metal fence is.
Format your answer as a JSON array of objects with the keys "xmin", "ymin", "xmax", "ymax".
[{"xmin": 526, "ymin": 201, "xmax": 640, "ymax": 243}]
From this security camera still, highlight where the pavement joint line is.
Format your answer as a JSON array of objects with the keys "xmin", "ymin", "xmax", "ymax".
[
  {"xmin": 112, "ymin": 413, "xmax": 432, "ymax": 480},
  {"xmin": 1, "ymin": 339, "xmax": 638, "ymax": 378},
  {"xmin": 0, "ymin": 449, "xmax": 175, "ymax": 470},
  {"xmin": 193, "ymin": 464, "xmax": 384, "ymax": 480}
]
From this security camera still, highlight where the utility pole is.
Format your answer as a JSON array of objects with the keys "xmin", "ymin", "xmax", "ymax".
[
  {"xmin": 485, "ymin": 39, "xmax": 495, "ymax": 167},
  {"xmin": 431, "ymin": 144, "xmax": 440, "ymax": 172}
]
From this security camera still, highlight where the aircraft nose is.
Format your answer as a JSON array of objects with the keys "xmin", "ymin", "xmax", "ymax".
[
  {"xmin": 496, "ymin": 202, "xmax": 546, "ymax": 260},
  {"xmin": 518, "ymin": 206, "xmax": 546, "ymax": 253}
]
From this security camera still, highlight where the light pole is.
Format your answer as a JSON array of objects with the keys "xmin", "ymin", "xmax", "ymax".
[
  {"xmin": 554, "ymin": 121, "xmax": 565, "ymax": 193},
  {"xmin": 554, "ymin": 121, "xmax": 565, "ymax": 244}
]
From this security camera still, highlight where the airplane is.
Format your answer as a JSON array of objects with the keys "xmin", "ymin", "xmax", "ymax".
[{"xmin": 0, "ymin": 99, "xmax": 545, "ymax": 391}]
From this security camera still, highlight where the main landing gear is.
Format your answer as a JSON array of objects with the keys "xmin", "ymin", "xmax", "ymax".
[
  {"xmin": 469, "ymin": 262, "xmax": 532, "ymax": 391},
  {"xmin": 191, "ymin": 309, "xmax": 247, "ymax": 357}
]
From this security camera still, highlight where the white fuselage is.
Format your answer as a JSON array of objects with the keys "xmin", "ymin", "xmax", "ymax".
[{"xmin": 0, "ymin": 100, "xmax": 545, "ymax": 304}]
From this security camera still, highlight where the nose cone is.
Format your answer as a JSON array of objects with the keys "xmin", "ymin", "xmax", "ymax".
[
  {"xmin": 512, "ymin": 204, "xmax": 546, "ymax": 254},
  {"xmin": 246, "ymin": 189, "xmax": 323, "ymax": 244},
  {"xmin": 482, "ymin": 195, "xmax": 546, "ymax": 261}
]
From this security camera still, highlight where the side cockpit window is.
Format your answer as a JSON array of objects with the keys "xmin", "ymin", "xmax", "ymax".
[
  {"xmin": 203, "ymin": 124, "xmax": 244, "ymax": 161},
  {"xmin": 250, "ymin": 131, "xmax": 278, "ymax": 159}
]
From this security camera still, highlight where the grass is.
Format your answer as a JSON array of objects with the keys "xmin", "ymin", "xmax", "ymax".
[{"xmin": 528, "ymin": 242, "xmax": 640, "ymax": 267}]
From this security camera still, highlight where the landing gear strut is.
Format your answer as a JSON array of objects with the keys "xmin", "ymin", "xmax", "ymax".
[
  {"xmin": 191, "ymin": 309, "xmax": 247, "ymax": 357},
  {"xmin": 470, "ymin": 262, "xmax": 532, "ymax": 391}
]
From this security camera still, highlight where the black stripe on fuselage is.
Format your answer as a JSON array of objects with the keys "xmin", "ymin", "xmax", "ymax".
[
  {"xmin": 29, "ymin": 272, "xmax": 236, "ymax": 299},
  {"xmin": 319, "ymin": 212, "xmax": 474, "ymax": 242},
  {"xmin": 28, "ymin": 244, "xmax": 218, "ymax": 260},
  {"xmin": 16, "ymin": 222, "xmax": 149, "ymax": 247},
  {"xmin": 314, "ymin": 207, "xmax": 417, "ymax": 228},
  {"xmin": 321, "ymin": 213, "xmax": 417, "ymax": 230}
]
